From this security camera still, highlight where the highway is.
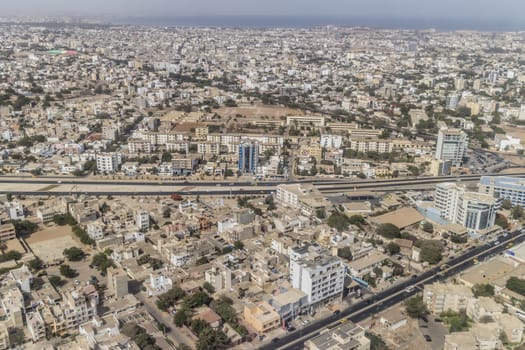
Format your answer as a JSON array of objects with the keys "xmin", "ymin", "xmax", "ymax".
[
  {"xmin": 1, "ymin": 173, "xmax": 524, "ymax": 196},
  {"xmin": 260, "ymin": 228, "xmax": 525, "ymax": 350}
]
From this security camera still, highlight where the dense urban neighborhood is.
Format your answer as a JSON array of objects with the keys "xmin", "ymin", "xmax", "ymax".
[{"xmin": 0, "ymin": 16, "xmax": 525, "ymax": 350}]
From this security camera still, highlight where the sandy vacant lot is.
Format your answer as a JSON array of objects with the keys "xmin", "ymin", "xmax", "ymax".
[{"xmin": 25, "ymin": 225, "xmax": 79, "ymax": 264}]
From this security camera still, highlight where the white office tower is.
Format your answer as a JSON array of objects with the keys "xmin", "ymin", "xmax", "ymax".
[
  {"xmin": 435, "ymin": 127, "xmax": 468, "ymax": 167},
  {"xmin": 289, "ymin": 245, "xmax": 345, "ymax": 307},
  {"xmin": 435, "ymin": 183, "xmax": 499, "ymax": 232}
]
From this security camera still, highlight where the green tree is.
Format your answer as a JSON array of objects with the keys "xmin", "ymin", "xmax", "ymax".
[
  {"xmin": 185, "ymin": 291, "xmax": 212, "ymax": 308},
  {"xmin": 376, "ymin": 223, "xmax": 401, "ymax": 239},
  {"xmin": 506, "ymin": 277, "xmax": 525, "ymax": 296},
  {"xmin": 63, "ymin": 247, "xmax": 84, "ymax": 261},
  {"xmin": 327, "ymin": 212, "xmax": 350, "ymax": 231},
  {"xmin": 495, "ymin": 214, "xmax": 509, "ymax": 229},
  {"xmin": 156, "ymin": 286, "xmax": 186, "ymax": 311},
  {"xmin": 501, "ymin": 199, "xmax": 513, "ymax": 210},
  {"xmin": 472, "ymin": 284, "xmax": 495, "ymax": 297},
  {"xmin": 441, "ymin": 310, "xmax": 472, "ymax": 333},
  {"xmin": 161, "ymin": 151, "xmax": 172, "ymax": 162},
  {"xmin": 91, "ymin": 253, "xmax": 115, "ymax": 275},
  {"xmin": 349, "ymin": 215, "xmax": 366, "ymax": 226},
  {"xmin": 450, "ymin": 234, "xmax": 468, "ymax": 244},
  {"xmin": 11, "ymin": 220, "xmax": 39, "ymax": 236},
  {"xmin": 422, "ymin": 222, "xmax": 434, "ymax": 233},
  {"xmin": 174, "ymin": 307, "xmax": 190, "ymax": 327},
  {"xmin": 27, "ymin": 258, "xmax": 43, "ymax": 271},
  {"xmin": 512, "ymin": 205, "xmax": 524, "ymax": 219},
  {"xmin": 337, "ymin": 247, "xmax": 353, "ymax": 261},
  {"xmin": 59, "ymin": 264, "xmax": 76, "ymax": 278},
  {"xmin": 48, "ymin": 275, "xmax": 63, "ymax": 287},
  {"xmin": 386, "ymin": 242, "xmax": 400, "ymax": 255},
  {"xmin": 233, "ymin": 241, "xmax": 244, "ymax": 250},
  {"xmin": 405, "ymin": 296, "xmax": 428, "ymax": 318},
  {"xmin": 202, "ymin": 282, "xmax": 215, "ymax": 294},
  {"xmin": 415, "ymin": 239, "xmax": 443, "ymax": 264},
  {"xmin": 365, "ymin": 331, "xmax": 390, "ymax": 350}
]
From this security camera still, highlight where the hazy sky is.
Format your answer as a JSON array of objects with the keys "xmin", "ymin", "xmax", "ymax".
[{"xmin": 3, "ymin": 0, "xmax": 525, "ymax": 21}]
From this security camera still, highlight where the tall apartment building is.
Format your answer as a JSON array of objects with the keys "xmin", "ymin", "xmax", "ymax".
[
  {"xmin": 135, "ymin": 210, "xmax": 149, "ymax": 231},
  {"xmin": 446, "ymin": 93, "xmax": 460, "ymax": 110},
  {"xmin": 95, "ymin": 152, "xmax": 122, "ymax": 173},
  {"xmin": 289, "ymin": 245, "xmax": 345, "ymax": 307},
  {"xmin": 238, "ymin": 140, "xmax": 259, "ymax": 174},
  {"xmin": 434, "ymin": 183, "xmax": 499, "ymax": 232},
  {"xmin": 435, "ymin": 127, "xmax": 468, "ymax": 167},
  {"xmin": 479, "ymin": 176, "xmax": 525, "ymax": 207}
]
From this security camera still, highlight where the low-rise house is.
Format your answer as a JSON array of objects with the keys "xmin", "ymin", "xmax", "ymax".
[
  {"xmin": 304, "ymin": 321, "xmax": 370, "ymax": 350},
  {"xmin": 347, "ymin": 251, "xmax": 388, "ymax": 279},
  {"xmin": 243, "ymin": 301, "xmax": 280, "ymax": 334}
]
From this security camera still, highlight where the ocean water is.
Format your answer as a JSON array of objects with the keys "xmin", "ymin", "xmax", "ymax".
[{"xmin": 112, "ymin": 15, "xmax": 525, "ymax": 32}]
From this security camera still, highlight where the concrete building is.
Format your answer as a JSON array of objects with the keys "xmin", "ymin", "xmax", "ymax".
[
  {"xmin": 238, "ymin": 140, "xmax": 259, "ymax": 174},
  {"xmin": 95, "ymin": 152, "xmax": 122, "ymax": 173},
  {"xmin": 107, "ymin": 268, "xmax": 129, "ymax": 298},
  {"xmin": 135, "ymin": 210, "xmax": 149, "ymax": 231},
  {"xmin": 434, "ymin": 183, "xmax": 499, "ymax": 232},
  {"xmin": 479, "ymin": 176, "xmax": 525, "ymax": 207},
  {"xmin": 444, "ymin": 323, "xmax": 502, "ymax": 350},
  {"xmin": 275, "ymin": 183, "xmax": 331, "ymax": 217},
  {"xmin": 435, "ymin": 127, "xmax": 468, "ymax": 167},
  {"xmin": 0, "ymin": 323, "xmax": 9, "ymax": 350},
  {"xmin": 0, "ymin": 223, "xmax": 16, "ymax": 242},
  {"xmin": 268, "ymin": 288, "xmax": 308, "ymax": 322},
  {"xmin": 204, "ymin": 265, "xmax": 232, "ymax": 293},
  {"xmin": 146, "ymin": 271, "xmax": 173, "ymax": 297},
  {"xmin": 26, "ymin": 311, "xmax": 46, "ymax": 342},
  {"xmin": 429, "ymin": 159, "xmax": 451, "ymax": 176},
  {"xmin": 243, "ymin": 301, "xmax": 281, "ymax": 334},
  {"xmin": 423, "ymin": 283, "xmax": 473, "ymax": 315},
  {"xmin": 290, "ymin": 245, "xmax": 345, "ymax": 307},
  {"xmin": 466, "ymin": 297, "xmax": 502, "ymax": 322},
  {"xmin": 304, "ymin": 321, "xmax": 370, "ymax": 350}
]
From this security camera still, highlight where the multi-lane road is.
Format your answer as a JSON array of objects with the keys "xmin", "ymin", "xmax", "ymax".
[
  {"xmin": 0, "ymin": 172, "xmax": 523, "ymax": 196},
  {"xmin": 260, "ymin": 228, "xmax": 525, "ymax": 350}
]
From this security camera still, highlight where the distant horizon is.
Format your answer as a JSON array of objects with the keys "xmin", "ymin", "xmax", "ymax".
[
  {"xmin": 82, "ymin": 14, "xmax": 525, "ymax": 32},
  {"xmin": 2, "ymin": 14, "xmax": 524, "ymax": 32}
]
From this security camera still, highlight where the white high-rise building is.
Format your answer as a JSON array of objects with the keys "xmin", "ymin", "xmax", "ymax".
[
  {"xmin": 446, "ymin": 94, "xmax": 460, "ymax": 110},
  {"xmin": 435, "ymin": 127, "xmax": 468, "ymax": 167},
  {"xmin": 135, "ymin": 210, "xmax": 149, "ymax": 231},
  {"xmin": 95, "ymin": 152, "xmax": 122, "ymax": 173},
  {"xmin": 289, "ymin": 245, "xmax": 345, "ymax": 307},
  {"xmin": 434, "ymin": 183, "xmax": 499, "ymax": 232}
]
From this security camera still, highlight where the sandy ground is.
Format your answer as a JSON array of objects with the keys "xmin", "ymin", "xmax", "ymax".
[
  {"xmin": 25, "ymin": 225, "xmax": 78, "ymax": 264},
  {"xmin": 500, "ymin": 167, "xmax": 525, "ymax": 174},
  {"xmin": 4, "ymin": 239, "xmax": 25, "ymax": 253}
]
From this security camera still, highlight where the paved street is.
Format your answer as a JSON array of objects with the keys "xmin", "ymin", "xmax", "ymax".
[{"xmin": 135, "ymin": 292, "xmax": 195, "ymax": 349}]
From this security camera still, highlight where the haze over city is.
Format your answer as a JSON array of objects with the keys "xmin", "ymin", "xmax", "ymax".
[
  {"xmin": 1, "ymin": 1, "xmax": 525, "ymax": 350},
  {"xmin": 3, "ymin": 0, "xmax": 525, "ymax": 30}
]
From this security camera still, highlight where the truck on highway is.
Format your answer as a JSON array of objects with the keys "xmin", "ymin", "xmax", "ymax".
[{"xmin": 170, "ymin": 194, "xmax": 183, "ymax": 201}]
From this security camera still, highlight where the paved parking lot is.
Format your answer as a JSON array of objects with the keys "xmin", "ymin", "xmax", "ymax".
[{"xmin": 419, "ymin": 317, "xmax": 448, "ymax": 350}]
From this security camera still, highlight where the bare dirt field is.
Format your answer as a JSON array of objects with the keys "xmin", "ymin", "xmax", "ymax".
[{"xmin": 25, "ymin": 225, "xmax": 79, "ymax": 264}]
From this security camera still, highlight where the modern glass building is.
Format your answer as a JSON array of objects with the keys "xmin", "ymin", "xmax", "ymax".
[{"xmin": 238, "ymin": 140, "xmax": 259, "ymax": 174}]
